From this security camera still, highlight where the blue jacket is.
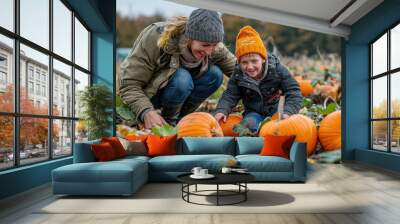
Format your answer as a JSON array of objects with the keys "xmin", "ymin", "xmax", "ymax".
[{"xmin": 215, "ymin": 54, "xmax": 302, "ymax": 117}]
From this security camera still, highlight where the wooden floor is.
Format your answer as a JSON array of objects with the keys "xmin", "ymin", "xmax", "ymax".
[{"xmin": 1, "ymin": 162, "xmax": 400, "ymax": 224}]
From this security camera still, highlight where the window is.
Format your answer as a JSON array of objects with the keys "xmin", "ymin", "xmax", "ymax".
[
  {"xmin": 28, "ymin": 67, "xmax": 34, "ymax": 80},
  {"xmin": 53, "ymin": 0, "xmax": 72, "ymax": 60},
  {"xmin": 0, "ymin": 0, "xmax": 91, "ymax": 170},
  {"xmin": 42, "ymin": 85, "xmax": 46, "ymax": 97},
  {"xmin": 371, "ymin": 23, "xmax": 400, "ymax": 154},
  {"xmin": 0, "ymin": 0, "xmax": 14, "ymax": 32},
  {"xmin": 28, "ymin": 81, "xmax": 34, "ymax": 94},
  {"xmin": 35, "ymin": 70, "xmax": 41, "ymax": 81},
  {"xmin": 0, "ymin": 54, "xmax": 7, "ymax": 67},
  {"xmin": 36, "ymin": 83, "xmax": 40, "ymax": 95},
  {"xmin": 53, "ymin": 59, "xmax": 72, "ymax": 117},
  {"xmin": 0, "ymin": 53, "xmax": 9, "ymax": 89},
  {"xmin": 75, "ymin": 18, "xmax": 89, "ymax": 70},
  {"xmin": 74, "ymin": 69, "xmax": 89, "ymax": 119},
  {"xmin": 20, "ymin": 0, "xmax": 49, "ymax": 49}
]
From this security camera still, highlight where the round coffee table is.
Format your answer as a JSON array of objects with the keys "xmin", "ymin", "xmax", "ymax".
[{"xmin": 177, "ymin": 172, "xmax": 255, "ymax": 206}]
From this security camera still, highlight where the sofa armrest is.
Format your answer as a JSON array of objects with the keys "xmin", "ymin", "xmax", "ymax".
[
  {"xmin": 289, "ymin": 142, "xmax": 307, "ymax": 182},
  {"xmin": 73, "ymin": 140, "xmax": 100, "ymax": 163}
]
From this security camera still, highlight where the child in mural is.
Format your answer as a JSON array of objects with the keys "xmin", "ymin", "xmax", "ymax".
[
  {"xmin": 214, "ymin": 26, "xmax": 302, "ymax": 132},
  {"xmin": 119, "ymin": 9, "xmax": 236, "ymax": 129}
]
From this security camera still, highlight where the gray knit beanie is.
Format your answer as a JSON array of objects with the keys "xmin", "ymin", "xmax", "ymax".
[{"xmin": 185, "ymin": 9, "xmax": 224, "ymax": 43}]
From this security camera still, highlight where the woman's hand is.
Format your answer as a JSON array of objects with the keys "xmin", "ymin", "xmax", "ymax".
[
  {"xmin": 214, "ymin": 113, "xmax": 227, "ymax": 123},
  {"xmin": 143, "ymin": 110, "xmax": 168, "ymax": 129}
]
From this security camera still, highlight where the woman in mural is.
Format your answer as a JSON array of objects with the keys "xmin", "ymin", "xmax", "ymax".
[
  {"xmin": 119, "ymin": 9, "xmax": 236, "ymax": 129},
  {"xmin": 214, "ymin": 26, "xmax": 302, "ymax": 132}
]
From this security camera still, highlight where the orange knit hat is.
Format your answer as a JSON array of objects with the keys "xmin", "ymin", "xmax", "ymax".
[{"xmin": 235, "ymin": 26, "xmax": 267, "ymax": 60}]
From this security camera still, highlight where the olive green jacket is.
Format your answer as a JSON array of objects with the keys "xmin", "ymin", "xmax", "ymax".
[{"xmin": 119, "ymin": 22, "xmax": 236, "ymax": 122}]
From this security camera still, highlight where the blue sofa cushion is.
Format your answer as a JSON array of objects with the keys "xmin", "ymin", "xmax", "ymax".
[
  {"xmin": 179, "ymin": 137, "xmax": 236, "ymax": 155},
  {"xmin": 236, "ymin": 137, "xmax": 264, "ymax": 155},
  {"xmin": 149, "ymin": 154, "xmax": 235, "ymax": 172},
  {"xmin": 236, "ymin": 155, "xmax": 293, "ymax": 172},
  {"xmin": 53, "ymin": 159, "xmax": 147, "ymax": 183}
]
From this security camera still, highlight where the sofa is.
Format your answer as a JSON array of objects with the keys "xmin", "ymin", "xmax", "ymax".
[{"xmin": 52, "ymin": 137, "xmax": 307, "ymax": 196}]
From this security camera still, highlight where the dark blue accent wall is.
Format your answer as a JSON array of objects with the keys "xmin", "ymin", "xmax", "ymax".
[
  {"xmin": 0, "ymin": 0, "xmax": 116, "ymax": 200},
  {"xmin": 344, "ymin": 0, "xmax": 400, "ymax": 171}
]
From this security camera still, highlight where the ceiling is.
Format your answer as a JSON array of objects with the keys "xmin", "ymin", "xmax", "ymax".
[{"xmin": 167, "ymin": 0, "xmax": 384, "ymax": 38}]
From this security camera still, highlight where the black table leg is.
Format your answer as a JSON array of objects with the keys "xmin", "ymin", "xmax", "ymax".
[
  {"xmin": 187, "ymin": 184, "xmax": 190, "ymax": 202},
  {"xmin": 195, "ymin": 184, "xmax": 197, "ymax": 192},
  {"xmin": 245, "ymin": 183, "xmax": 247, "ymax": 201},
  {"xmin": 217, "ymin": 184, "xmax": 219, "ymax": 206}
]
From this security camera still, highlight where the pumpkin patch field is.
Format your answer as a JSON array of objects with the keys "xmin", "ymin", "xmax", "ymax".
[{"xmin": 116, "ymin": 54, "xmax": 342, "ymax": 158}]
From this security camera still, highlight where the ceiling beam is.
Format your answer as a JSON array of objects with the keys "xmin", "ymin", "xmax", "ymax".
[
  {"xmin": 330, "ymin": 0, "xmax": 368, "ymax": 27},
  {"xmin": 167, "ymin": 0, "xmax": 351, "ymax": 37}
]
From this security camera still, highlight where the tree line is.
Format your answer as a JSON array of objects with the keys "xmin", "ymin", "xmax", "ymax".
[{"xmin": 117, "ymin": 13, "xmax": 341, "ymax": 56}]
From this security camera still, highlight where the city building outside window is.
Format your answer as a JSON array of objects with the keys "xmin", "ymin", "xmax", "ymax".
[
  {"xmin": 0, "ymin": 0, "xmax": 91, "ymax": 170},
  {"xmin": 370, "ymin": 22, "xmax": 400, "ymax": 154}
]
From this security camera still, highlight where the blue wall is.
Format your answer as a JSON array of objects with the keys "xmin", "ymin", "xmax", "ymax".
[
  {"xmin": 344, "ymin": 0, "xmax": 400, "ymax": 171},
  {"xmin": 0, "ymin": 0, "xmax": 116, "ymax": 200}
]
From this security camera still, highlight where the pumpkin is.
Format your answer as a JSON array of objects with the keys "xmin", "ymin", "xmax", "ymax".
[
  {"xmin": 219, "ymin": 114, "xmax": 243, "ymax": 136},
  {"xmin": 177, "ymin": 112, "xmax": 224, "ymax": 137},
  {"xmin": 259, "ymin": 114, "xmax": 318, "ymax": 156},
  {"xmin": 319, "ymin": 111, "xmax": 341, "ymax": 151},
  {"xmin": 294, "ymin": 76, "xmax": 314, "ymax": 96}
]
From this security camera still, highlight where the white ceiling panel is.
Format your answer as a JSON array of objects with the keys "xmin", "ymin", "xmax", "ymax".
[{"xmin": 167, "ymin": 0, "xmax": 384, "ymax": 38}]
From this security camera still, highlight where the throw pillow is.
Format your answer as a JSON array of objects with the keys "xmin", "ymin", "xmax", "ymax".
[
  {"xmin": 119, "ymin": 138, "xmax": 147, "ymax": 156},
  {"xmin": 260, "ymin": 135, "xmax": 296, "ymax": 159},
  {"xmin": 146, "ymin": 135, "xmax": 177, "ymax": 157},
  {"xmin": 101, "ymin": 137, "xmax": 126, "ymax": 158},
  {"xmin": 91, "ymin": 142, "xmax": 117, "ymax": 161}
]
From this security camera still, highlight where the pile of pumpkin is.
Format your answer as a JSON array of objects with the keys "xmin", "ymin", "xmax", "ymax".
[{"xmin": 175, "ymin": 109, "xmax": 340, "ymax": 157}]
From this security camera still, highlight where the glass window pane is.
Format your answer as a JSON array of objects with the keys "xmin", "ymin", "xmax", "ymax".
[
  {"xmin": 53, "ymin": 119, "xmax": 72, "ymax": 158},
  {"xmin": 53, "ymin": 0, "xmax": 72, "ymax": 60},
  {"xmin": 75, "ymin": 120, "xmax": 88, "ymax": 143},
  {"xmin": 0, "ymin": 35, "xmax": 14, "ymax": 113},
  {"xmin": 391, "ymin": 24, "xmax": 400, "ymax": 70},
  {"xmin": 391, "ymin": 120, "xmax": 400, "ymax": 153},
  {"xmin": 0, "ymin": 0, "xmax": 14, "ymax": 31},
  {"xmin": 0, "ymin": 116, "xmax": 14, "ymax": 170},
  {"xmin": 391, "ymin": 72, "xmax": 400, "ymax": 118},
  {"xmin": 74, "ymin": 69, "xmax": 89, "ymax": 118},
  {"xmin": 372, "ymin": 121, "xmax": 388, "ymax": 151},
  {"xmin": 372, "ymin": 33, "xmax": 387, "ymax": 76},
  {"xmin": 20, "ymin": 117, "xmax": 49, "ymax": 165},
  {"xmin": 372, "ymin": 77, "xmax": 387, "ymax": 119},
  {"xmin": 75, "ymin": 18, "xmax": 89, "ymax": 70},
  {"xmin": 20, "ymin": 0, "xmax": 49, "ymax": 49},
  {"xmin": 53, "ymin": 59, "xmax": 72, "ymax": 117},
  {"xmin": 20, "ymin": 44, "xmax": 49, "ymax": 115}
]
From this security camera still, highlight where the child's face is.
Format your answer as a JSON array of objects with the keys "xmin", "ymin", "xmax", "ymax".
[{"xmin": 239, "ymin": 53, "xmax": 265, "ymax": 79}]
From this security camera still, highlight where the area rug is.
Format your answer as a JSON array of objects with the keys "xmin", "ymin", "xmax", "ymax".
[{"xmin": 37, "ymin": 183, "xmax": 362, "ymax": 214}]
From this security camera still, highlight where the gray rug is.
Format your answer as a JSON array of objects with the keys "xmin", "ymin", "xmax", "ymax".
[{"xmin": 38, "ymin": 183, "xmax": 362, "ymax": 214}]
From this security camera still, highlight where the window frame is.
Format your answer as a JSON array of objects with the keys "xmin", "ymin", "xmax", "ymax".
[
  {"xmin": 0, "ymin": 0, "xmax": 92, "ymax": 171},
  {"xmin": 370, "ymin": 20, "xmax": 400, "ymax": 154}
]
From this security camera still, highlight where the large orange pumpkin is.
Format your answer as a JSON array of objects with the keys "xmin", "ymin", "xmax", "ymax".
[
  {"xmin": 219, "ymin": 114, "xmax": 243, "ymax": 136},
  {"xmin": 177, "ymin": 112, "xmax": 224, "ymax": 137},
  {"xmin": 319, "ymin": 111, "xmax": 341, "ymax": 151},
  {"xmin": 294, "ymin": 76, "xmax": 314, "ymax": 96},
  {"xmin": 259, "ymin": 114, "xmax": 318, "ymax": 156}
]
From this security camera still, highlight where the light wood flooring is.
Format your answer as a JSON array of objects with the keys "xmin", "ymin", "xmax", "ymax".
[{"xmin": 1, "ymin": 161, "xmax": 400, "ymax": 224}]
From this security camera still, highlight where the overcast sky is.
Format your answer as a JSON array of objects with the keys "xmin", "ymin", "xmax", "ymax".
[{"xmin": 117, "ymin": 0, "xmax": 196, "ymax": 18}]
